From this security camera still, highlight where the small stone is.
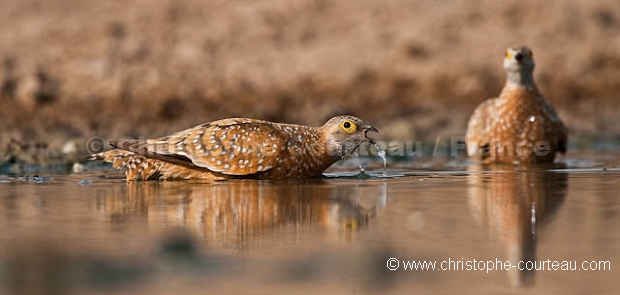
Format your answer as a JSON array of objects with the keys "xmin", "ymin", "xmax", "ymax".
[
  {"xmin": 72, "ymin": 162, "xmax": 85, "ymax": 173},
  {"xmin": 78, "ymin": 179, "xmax": 93, "ymax": 186}
]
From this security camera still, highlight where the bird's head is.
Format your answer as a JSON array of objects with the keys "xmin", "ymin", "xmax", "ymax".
[
  {"xmin": 503, "ymin": 46, "xmax": 536, "ymax": 87},
  {"xmin": 320, "ymin": 115, "xmax": 378, "ymax": 158}
]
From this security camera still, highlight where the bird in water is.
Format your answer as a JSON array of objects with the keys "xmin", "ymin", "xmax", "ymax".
[
  {"xmin": 465, "ymin": 46, "xmax": 567, "ymax": 164},
  {"xmin": 88, "ymin": 115, "xmax": 378, "ymax": 181}
]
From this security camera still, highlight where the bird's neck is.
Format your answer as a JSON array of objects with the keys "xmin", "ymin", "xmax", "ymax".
[
  {"xmin": 505, "ymin": 69, "xmax": 536, "ymax": 90},
  {"xmin": 310, "ymin": 130, "xmax": 340, "ymax": 172}
]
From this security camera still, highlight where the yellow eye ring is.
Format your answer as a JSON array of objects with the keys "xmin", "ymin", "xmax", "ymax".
[
  {"xmin": 339, "ymin": 119, "xmax": 357, "ymax": 134},
  {"xmin": 526, "ymin": 51, "xmax": 533, "ymax": 59},
  {"xmin": 505, "ymin": 51, "xmax": 511, "ymax": 59}
]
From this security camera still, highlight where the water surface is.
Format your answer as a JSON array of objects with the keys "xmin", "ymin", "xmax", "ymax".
[{"xmin": 0, "ymin": 153, "xmax": 618, "ymax": 294}]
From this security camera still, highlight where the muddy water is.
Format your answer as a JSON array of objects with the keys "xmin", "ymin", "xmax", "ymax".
[{"xmin": 0, "ymin": 153, "xmax": 619, "ymax": 294}]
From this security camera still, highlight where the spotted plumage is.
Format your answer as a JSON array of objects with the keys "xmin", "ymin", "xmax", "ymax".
[
  {"xmin": 465, "ymin": 46, "xmax": 568, "ymax": 164},
  {"xmin": 88, "ymin": 115, "xmax": 377, "ymax": 181}
]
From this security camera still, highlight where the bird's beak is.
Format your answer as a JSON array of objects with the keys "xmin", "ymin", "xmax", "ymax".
[
  {"xmin": 362, "ymin": 125, "xmax": 379, "ymax": 144},
  {"xmin": 515, "ymin": 52, "xmax": 524, "ymax": 63}
]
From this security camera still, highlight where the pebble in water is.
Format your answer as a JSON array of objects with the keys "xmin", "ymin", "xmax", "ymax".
[
  {"xmin": 24, "ymin": 175, "xmax": 52, "ymax": 183},
  {"xmin": 78, "ymin": 179, "xmax": 93, "ymax": 186}
]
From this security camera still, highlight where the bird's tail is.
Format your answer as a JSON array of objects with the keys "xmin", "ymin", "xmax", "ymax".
[
  {"xmin": 87, "ymin": 150, "xmax": 161, "ymax": 180},
  {"xmin": 87, "ymin": 150, "xmax": 135, "ymax": 168}
]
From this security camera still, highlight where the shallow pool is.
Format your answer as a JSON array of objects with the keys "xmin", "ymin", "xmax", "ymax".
[{"xmin": 0, "ymin": 153, "xmax": 618, "ymax": 294}]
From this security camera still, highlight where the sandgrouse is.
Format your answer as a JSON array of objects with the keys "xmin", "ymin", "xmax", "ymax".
[
  {"xmin": 465, "ymin": 46, "xmax": 567, "ymax": 164},
  {"xmin": 88, "ymin": 115, "xmax": 378, "ymax": 181}
]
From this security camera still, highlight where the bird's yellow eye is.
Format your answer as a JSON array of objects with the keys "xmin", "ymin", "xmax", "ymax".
[
  {"xmin": 339, "ymin": 119, "xmax": 357, "ymax": 134},
  {"xmin": 526, "ymin": 51, "xmax": 533, "ymax": 59},
  {"xmin": 505, "ymin": 51, "xmax": 511, "ymax": 59}
]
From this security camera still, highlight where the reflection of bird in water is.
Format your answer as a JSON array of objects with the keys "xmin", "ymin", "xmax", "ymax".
[
  {"xmin": 467, "ymin": 165, "xmax": 567, "ymax": 287},
  {"xmin": 98, "ymin": 180, "xmax": 384, "ymax": 249},
  {"xmin": 466, "ymin": 46, "xmax": 567, "ymax": 164},
  {"xmin": 88, "ymin": 116, "xmax": 377, "ymax": 181}
]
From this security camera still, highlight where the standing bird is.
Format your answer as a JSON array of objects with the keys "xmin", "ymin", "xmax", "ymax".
[
  {"xmin": 88, "ymin": 115, "xmax": 378, "ymax": 181},
  {"xmin": 465, "ymin": 46, "xmax": 567, "ymax": 164}
]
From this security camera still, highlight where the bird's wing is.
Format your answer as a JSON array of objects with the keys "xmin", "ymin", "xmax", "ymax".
[
  {"xmin": 465, "ymin": 99, "xmax": 496, "ymax": 157},
  {"xmin": 138, "ymin": 118, "xmax": 288, "ymax": 175},
  {"xmin": 109, "ymin": 139, "xmax": 193, "ymax": 167},
  {"xmin": 538, "ymin": 95, "xmax": 568, "ymax": 154}
]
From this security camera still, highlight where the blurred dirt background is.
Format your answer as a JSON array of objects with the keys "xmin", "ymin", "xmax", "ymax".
[{"xmin": 0, "ymin": 0, "xmax": 619, "ymax": 167}]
